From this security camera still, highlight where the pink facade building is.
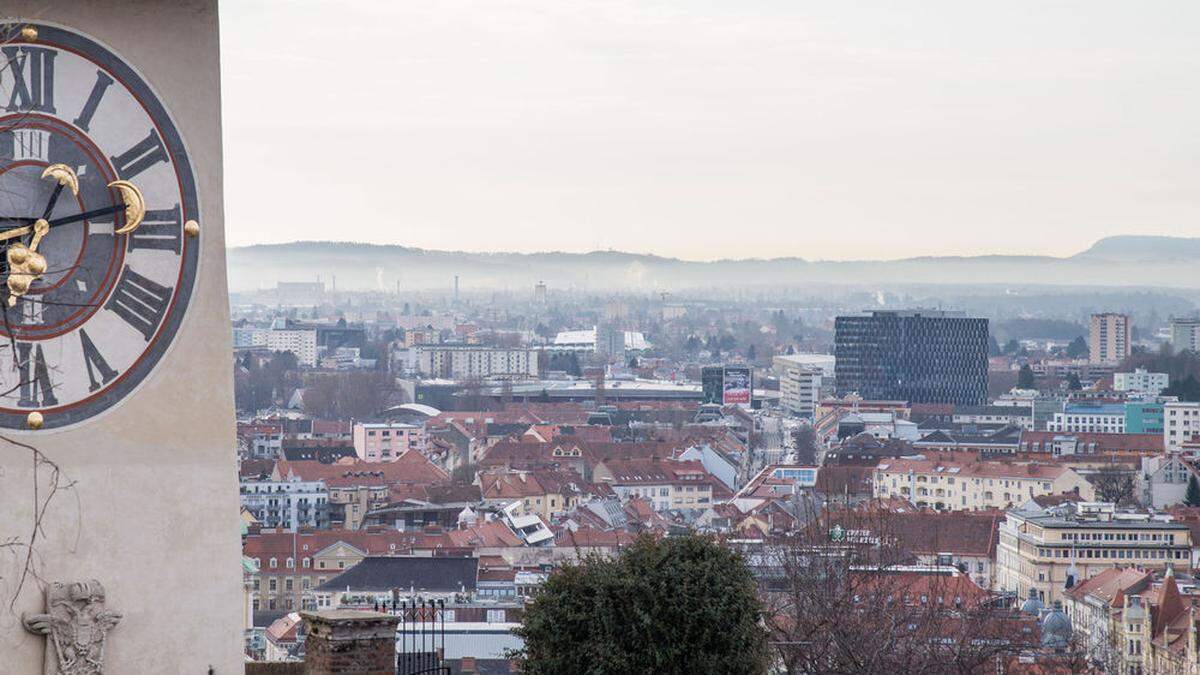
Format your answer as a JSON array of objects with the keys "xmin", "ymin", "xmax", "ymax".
[{"xmin": 352, "ymin": 422, "xmax": 426, "ymax": 462}]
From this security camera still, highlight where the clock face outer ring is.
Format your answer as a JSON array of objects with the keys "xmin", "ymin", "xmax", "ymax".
[{"xmin": 1, "ymin": 23, "xmax": 200, "ymax": 431}]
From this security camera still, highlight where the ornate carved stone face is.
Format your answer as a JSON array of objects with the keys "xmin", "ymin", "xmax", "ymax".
[{"xmin": 22, "ymin": 579, "xmax": 121, "ymax": 675}]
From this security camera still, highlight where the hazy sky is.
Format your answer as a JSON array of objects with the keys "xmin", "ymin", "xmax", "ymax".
[{"xmin": 219, "ymin": 1, "xmax": 1200, "ymax": 261}]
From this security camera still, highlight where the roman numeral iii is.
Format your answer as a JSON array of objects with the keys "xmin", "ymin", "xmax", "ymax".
[{"xmin": 127, "ymin": 205, "xmax": 183, "ymax": 253}]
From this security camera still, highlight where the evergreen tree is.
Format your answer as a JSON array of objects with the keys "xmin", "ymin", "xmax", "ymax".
[
  {"xmin": 1017, "ymin": 364, "xmax": 1036, "ymax": 390},
  {"xmin": 1066, "ymin": 336, "xmax": 1088, "ymax": 359},
  {"xmin": 1187, "ymin": 475, "xmax": 1200, "ymax": 507},
  {"xmin": 513, "ymin": 535, "xmax": 769, "ymax": 674}
]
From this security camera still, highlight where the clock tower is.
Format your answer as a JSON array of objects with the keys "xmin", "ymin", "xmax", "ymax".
[{"xmin": 0, "ymin": 2, "xmax": 243, "ymax": 672}]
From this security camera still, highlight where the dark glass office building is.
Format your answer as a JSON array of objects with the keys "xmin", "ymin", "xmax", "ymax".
[{"xmin": 834, "ymin": 310, "xmax": 988, "ymax": 405}]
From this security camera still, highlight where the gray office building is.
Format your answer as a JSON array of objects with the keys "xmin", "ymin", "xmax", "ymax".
[{"xmin": 834, "ymin": 310, "xmax": 988, "ymax": 405}]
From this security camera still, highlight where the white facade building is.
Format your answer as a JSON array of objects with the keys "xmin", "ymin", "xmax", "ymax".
[
  {"xmin": 1171, "ymin": 318, "xmax": 1200, "ymax": 353},
  {"xmin": 233, "ymin": 326, "xmax": 269, "ymax": 348},
  {"xmin": 551, "ymin": 327, "xmax": 650, "ymax": 353},
  {"xmin": 1113, "ymin": 369, "xmax": 1170, "ymax": 396},
  {"xmin": 267, "ymin": 328, "xmax": 318, "ymax": 367},
  {"xmin": 410, "ymin": 346, "xmax": 539, "ymax": 380},
  {"xmin": 1049, "ymin": 405, "xmax": 1126, "ymax": 434},
  {"xmin": 1164, "ymin": 402, "xmax": 1200, "ymax": 453},
  {"xmin": 240, "ymin": 476, "xmax": 328, "ymax": 529},
  {"xmin": 773, "ymin": 353, "xmax": 835, "ymax": 419}
]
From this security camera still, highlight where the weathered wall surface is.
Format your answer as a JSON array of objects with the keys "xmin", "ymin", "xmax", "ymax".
[{"xmin": 0, "ymin": 2, "xmax": 243, "ymax": 673}]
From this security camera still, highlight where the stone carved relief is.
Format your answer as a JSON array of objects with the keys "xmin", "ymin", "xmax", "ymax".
[{"xmin": 22, "ymin": 580, "xmax": 121, "ymax": 675}]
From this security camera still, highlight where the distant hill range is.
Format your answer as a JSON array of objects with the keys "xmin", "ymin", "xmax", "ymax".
[{"xmin": 226, "ymin": 235, "xmax": 1200, "ymax": 292}]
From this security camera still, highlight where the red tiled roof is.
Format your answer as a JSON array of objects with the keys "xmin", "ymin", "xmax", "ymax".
[
  {"xmin": 276, "ymin": 451, "xmax": 448, "ymax": 487},
  {"xmin": 555, "ymin": 525, "xmax": 638, "ymax": 548},
  {"xmin": 244, "ymin": 530, "xmax": 421, "ymax": 569},
  {"xmin": 889, "ymin": 511, "xmax": 1001, "ymax": 558},
  {"xmin": 1064, "ymin": 567, "xmax": 1153, "ymax": 606},
  {"xmin": 814, "ymin": 465, "xmax": 876, "ymax": 497},
  {"xmin": 597, "ymin": 458, "xmax": 713, "ymax": 486},
  {"xmin": 312, "ymin": 419, "xmax": 351, "ymax": 436},
  {"xmin": 239, "ymin": 458, "xmax": 275, "ymax": 480},
  {"xmin": 446, "ymin": 520, "xmax": 523, "ymax": 548},
  {"xmin": 876, "ymin": 457, "xmax": 1069, "ymax": 480}
]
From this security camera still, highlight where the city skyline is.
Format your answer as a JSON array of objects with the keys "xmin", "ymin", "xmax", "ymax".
[{"xmin": 221, "ymin": 1, "xmax": 1200, "ymax": 261}]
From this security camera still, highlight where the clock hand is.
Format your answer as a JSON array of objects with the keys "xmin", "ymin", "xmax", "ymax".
[
  {"xmin": 49, "ymin": 203, "xmax": 125, "ymax": 227},
  {"xmin": 0, "ymin": 178, "xmax": 141, "ymax": 243},
  {"xmin": 0, "ymin": 204, "xmax": 125, "ymax": 244},
  {"xmin": 5, "ymin": 219, "xmax": 49, "ymax": 307}
]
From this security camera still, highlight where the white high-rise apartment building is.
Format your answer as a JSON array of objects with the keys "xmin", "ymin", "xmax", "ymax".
[
  {"xmin": 774, "ymin": 353, "xmax": 835, "ymax": 418},
  {"xmin": 412, "ymin": 346, "xmax": 539, "ymax": 380},
  {"xmin": 1089, "ymin": 313, "xmax": 1130, "ymax": 365},
  {"xmin": 1171, "ymin": 318, "xmax": 1200, "ymax": 353},
  {"xmin": 267, "ymin": 328, "xmax": 318, "ymax": 367}
]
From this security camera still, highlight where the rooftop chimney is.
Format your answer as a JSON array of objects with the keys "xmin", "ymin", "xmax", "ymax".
[{"xmin": 300, "ymin": 610, "xmax": 400, "ymax": 675}]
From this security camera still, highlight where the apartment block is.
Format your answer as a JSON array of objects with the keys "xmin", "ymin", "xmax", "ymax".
[
  {"xmin": 996, "ymin": 507, "xmax": 1191, "ymax": 605},
  {"xmin": 773, "ymin": 353, "xmax": 835, "ymax": 418},
  {"xmin": 352, "ymin": 422, "xmax": 427, "ymax": 462},
  {"xmin": 1088, "ymin": 313, "xmax": 1130, "ymax": 365},
  {"xmin": 1164, "ymin": 401, "xmax": 1200, "ymax": 452},
  {"xmin": 872, "ymin": 457, "xmax": 1093, "ymax": 511}
]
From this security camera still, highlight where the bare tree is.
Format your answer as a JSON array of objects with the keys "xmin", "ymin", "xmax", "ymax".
[
  {"xmin": 790, "ymin": 425, "xmax": 819, "ymax": 465},
  {"xmin": 761, "ymin": 503, "xmax": 1049, "ymax": 674},
  {"xmin": 1090, "ymin": 464, "xmax": 1135, "ymax": 505}
]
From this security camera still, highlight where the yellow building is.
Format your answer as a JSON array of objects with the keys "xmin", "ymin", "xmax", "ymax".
[
  {"xmin": 996, "ymin": 506, "xmax": 1192, "ymax": 605},
  {"xmin": 873, "ymin": 457, "xmax": 1093, "ymax": 511}
]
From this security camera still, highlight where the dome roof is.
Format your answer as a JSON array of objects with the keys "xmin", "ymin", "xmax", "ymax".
[
  {"xmin": 1020, "ymin": 587, "xmax": 1044, "ymax": 615},
  {"xmin": 1041, "ymin": 602, "xmax": 1071, "ymax": 649}
]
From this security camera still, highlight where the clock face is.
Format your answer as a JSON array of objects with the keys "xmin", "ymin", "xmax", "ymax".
[{"xmin": 0, "ymin": 24, "xmax": 199, "ymax": 429}]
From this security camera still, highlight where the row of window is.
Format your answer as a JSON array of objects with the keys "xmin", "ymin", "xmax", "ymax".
[
  {"xmin": 1060, "ymin": 532, "xmax": 1175, "ymax": 542},
  {"xmin": 1034, "ymin": 547, "xmax": 1186, "ymax": 561},
  {"xmin": 254, "ymin": 556, "xmax": 357, "ymax": 570}
]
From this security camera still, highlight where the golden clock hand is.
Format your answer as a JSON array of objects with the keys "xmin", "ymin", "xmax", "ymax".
[
  {"xmin": 0, "ymin": 203, "xmax": 127, "ymax": 243},
  {"xmin": 5, "ymin": 219, "xmax": 49, "ymax": 307},
  {"xmin": 28, "ymin": 219, "xmax": 49, "ymax": 252}
]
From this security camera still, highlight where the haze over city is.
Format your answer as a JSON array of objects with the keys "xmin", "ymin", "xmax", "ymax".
[{"xmin": 220, "ymin": 1, "xmax": 1200, "ymax": 261}]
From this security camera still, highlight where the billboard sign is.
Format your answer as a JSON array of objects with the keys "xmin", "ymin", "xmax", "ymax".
[{"xmin": 722, "ymin": 366, "xmax": 752, "ymax": 405}]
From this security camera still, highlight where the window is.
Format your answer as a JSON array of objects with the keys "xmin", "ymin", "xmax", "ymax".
[
  {"xmin": 269, "ymin": 557, "xmax": 277, "ymax": 569},
  {"xmin": 486, "ymin": 609, "xmax": 505, "ymax": 623}
]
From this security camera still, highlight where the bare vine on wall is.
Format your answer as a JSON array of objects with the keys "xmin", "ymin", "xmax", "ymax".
[{"xmin": 0, "ymin": 20, "xmax": 83, "ymax": 616}]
